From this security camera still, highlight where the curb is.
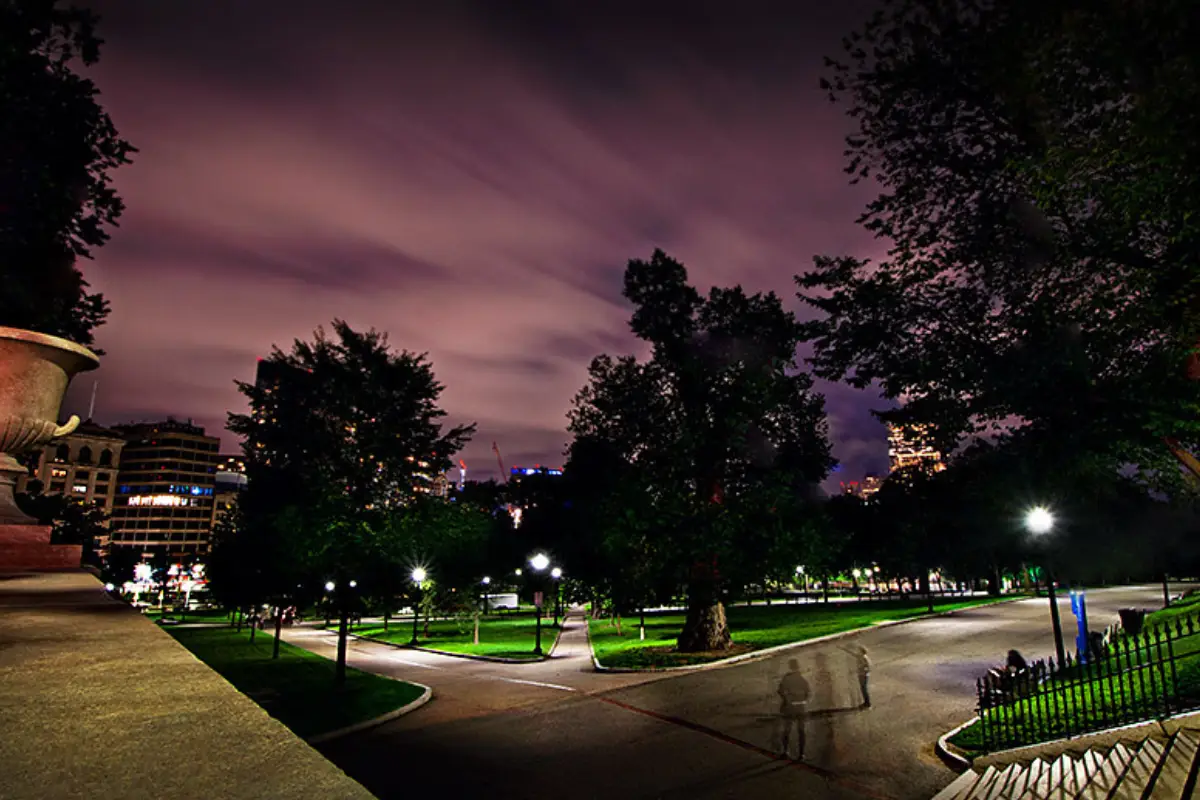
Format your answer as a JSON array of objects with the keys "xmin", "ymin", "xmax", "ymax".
[
  {"xmin": 306, "ymin": 682, "xmax": 432, "ymax": 744},
  {"xmin": 935, "ymin": 717, "xmax": 977, "ymax": 771},
  {"xmin": 587, "ymin": 595, "xmax": 1031, "ymax": 674}
]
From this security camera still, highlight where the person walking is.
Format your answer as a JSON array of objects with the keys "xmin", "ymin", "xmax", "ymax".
[
  {"xmin": 846, "ymin": 643, "xmax": 871, "ymax": 708},
  {"xmin": 776, "ymin": 658, "xmax": 811, "ymax": 761}
]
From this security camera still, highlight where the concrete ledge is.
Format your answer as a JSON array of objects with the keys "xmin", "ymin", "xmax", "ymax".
[
  {"xmin": 0, "ymin": 571, "xmax": 375, "ymax": 799},
  {"xmin": 307, "ymin": 682, "xmax": 432, "ymax": 744},
  {"xmin": 587, "ymin": 595, "xmax": 1030, "ymax": 674}
]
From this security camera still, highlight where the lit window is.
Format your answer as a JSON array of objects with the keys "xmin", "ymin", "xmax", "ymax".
[{"xmin": 72, "ymin": 484, "xmax": 88, "ymax": 494}]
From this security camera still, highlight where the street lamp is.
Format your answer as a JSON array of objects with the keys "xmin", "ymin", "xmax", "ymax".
[
  {"xmin": 529, "ymin": 553, "xmax": 549, "ymax": 655},
  {"xmin": 410, "ymin": 567, "xmax": 426, "ymax": 645},
  {"xmin": 796, "ymin": 566, "xmax": 809, "ymax": 603},
  {"xmin": 1026, "ymin": 505, "xmax": 1067, "ymax": 666},
  {"xmin": 324, "ymin": 581, "xmax": 336, "ymax": 593},
  {"xmin": 550, "ymin": 567, "xmax": 563, "ymax": 626},
  {"xmin": 481, "ymin": 576, "xmax": 491, "ymax": 615}
]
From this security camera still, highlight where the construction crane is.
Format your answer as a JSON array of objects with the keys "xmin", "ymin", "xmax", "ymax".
[{"xmin": 492, "ymin": 442, "xmax": 509, "ymax": 483}]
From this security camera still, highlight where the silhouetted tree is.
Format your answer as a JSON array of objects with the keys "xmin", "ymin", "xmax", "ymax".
[
  {"xmin": 0, "ymin": 0, "xmax": 136, "ymax": 345},
  {"xmin": 569, "ymin": 250, "xmax": 834, "ymax": 652}
]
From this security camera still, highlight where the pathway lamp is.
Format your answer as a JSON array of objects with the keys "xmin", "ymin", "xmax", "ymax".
[
  {"xmin": 550, "ymin": 567, "xmax": 563, "ymax": 626},
  {"xmin": 529, "ymin": 553, "xmax": 549, "ymax": 655},
  {"xmin": 410, "ymin": 567, "xmax": 427, "ymax": 645},
  {"xmin": 481, "ymin": 576, "xmax": 491, "ymax": 615},
  {"xmin": 1026, "ymin": 506, "xmax": 1067, "ymax": 666},
  {"xmin": 796, "ymin": 566, "xmax": 809, "ymax": 603}
]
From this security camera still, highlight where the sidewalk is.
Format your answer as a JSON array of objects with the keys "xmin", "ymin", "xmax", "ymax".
[{"xmin": 0, "ymin": 571, "xmax": 375, "ymax": 800}]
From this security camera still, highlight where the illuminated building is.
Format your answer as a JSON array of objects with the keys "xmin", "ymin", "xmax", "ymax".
[
  {"xmin": 887, "ymin": 423, "xmax": 946, "ymax": 474},
  {"xmin": 212, "ymin": 454, "xmax": 247, "ymax": 531},
  {"xmin": 109, "ymin": 419, "xmax": 221, "ymax": 560},
  {"xmin": 860, "ymin": 473, "xmax": 883, "ymax": 498},
  {"xmin": 16, "ymin": 421, "xmax": 127, "ymax": 556},
  {"xmin": 510, "ymin": 466, "xmax": 563, "ymax": 479}
]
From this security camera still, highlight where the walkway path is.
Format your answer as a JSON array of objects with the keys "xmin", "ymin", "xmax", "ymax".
[{"xmin": 280, "ymin": 585, "xmax": 1183, "ymax": 800}]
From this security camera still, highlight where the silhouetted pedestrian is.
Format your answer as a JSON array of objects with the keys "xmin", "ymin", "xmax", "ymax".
[
  {"xmin": 1006, "ymin": 649, "xmax": 1027, "ymax": 673},
  {"xmin": 846, "ymin": 643, "xmax": 871, "ymax": 708},
  {"xmin": 776, "ymin": 658, "xmax": 811, "ymax": 761}
]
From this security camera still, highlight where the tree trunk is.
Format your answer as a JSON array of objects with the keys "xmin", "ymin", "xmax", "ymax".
[
  {"xmin": 677, "ymin": 583, "xmax": 732, "ymax": 653},
  {"xmin": 822, "ymin": 574, "xmax": 830, "ymax": 604},
  {"xmin": 989, "ymin": 564, "xmax": 1002, "ymax": 596},
  {"xmin": 235, "ymin": 608, "xmax": 243, "ymax": 632},
  {"xmin": 272, "ymin": 606, "xmax": 283, "ymax": 659},
  {"xmin": 335, "ymin": 609, "xmax": 349, "ymax": 686},
  {"xmin": 920, "ymin": 572, "xmax": 933, "ymax": 613},
  {"xmin": 473, "ymin": 612, "xmax": 480, "ymax": 645},
  {"xmin": 249, "ymin": 612, "xmax": 257, "ymax": 643},
  {"xmin": 383, "ymin": 607, "xmax": 390, "ymax": 632}
]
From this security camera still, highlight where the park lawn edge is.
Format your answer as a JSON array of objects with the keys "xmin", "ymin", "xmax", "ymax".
[
  {"xmin": 348, "ymin": 618, "xmax": 568, "ymax": 663},
  {"xmin": 944, "ymin": 590, "xmax": 1200, "ymax": 756},
  {"xmin": 167, "ymin": 625, "xmax": 427, "ymax": 739},
  {"xmin": 588, "ymin": 594, "xmax": 1028, "ymax": 672}
]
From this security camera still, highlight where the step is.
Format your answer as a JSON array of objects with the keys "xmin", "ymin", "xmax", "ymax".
[
  {"xmin": 1017, "ymin": 758, "xmax": 1049, "ymax": 800},
  {"xmin": 933, "ymin": 770, "xmax": 984, "ymax": 800},
  {"xmin": 1110, "ymin": 738, "xmax": 1166, "ymax": 800},
  {"xmin": 970, "ymin": 766, "xmax": 1001, "ymax": 799},
  {"xmin": 983, "ymin": 764, "xmax": 1019, "ymax": 800},
  {"xmin": 1148, "ymin": 730, "xmax": 1200, "ymax": 800},
  {"xmin": 0, "ymin": 543, "xmax": 82, "ymax": 571},
  {"xmin": 1005, "ymin": 760, "xmax": 1034, "ymax": 799},
  {"xmin": 1078, "ymin": 744, "xmax": 1134, "ymax": 800},
  {"xmin": 0, "ymin": 524, "xmax": 52, "ymax": 545}
]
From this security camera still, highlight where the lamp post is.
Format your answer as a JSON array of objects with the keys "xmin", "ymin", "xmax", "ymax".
[
  {"xmin": 410, "ymin": 567, "xmax": 427, "ymax": 645},
  {"xmin": 796, "ymin": 566, "xmax": 808, "ymax": 604},
  {"xmin": 1027, "ymin": 506, "xmax": 1067, "ymax": 666},
  {"xmin": 530, "ymin": 553, "xmax": 549, "ymax": 655},
  {"xmin": 550, "ymin": 567, "xmax": 563, "ymax": 626},
  {"xmin": 481, "ymin": 576, "xmax": 491, "ymax": 615}
]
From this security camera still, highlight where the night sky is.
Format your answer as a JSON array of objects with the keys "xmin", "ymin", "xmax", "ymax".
[{"xmin": 67, "ymin": 0, "xmax": 891, "ymax": 487}]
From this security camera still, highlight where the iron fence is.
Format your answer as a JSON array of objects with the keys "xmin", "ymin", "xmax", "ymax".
[{"xmin": 974, "ymin": 611, "xmax": 1200, "ymax": 752}]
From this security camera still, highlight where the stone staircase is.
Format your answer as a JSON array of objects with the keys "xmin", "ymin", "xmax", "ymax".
[{"xmin": 933, "ymin": 729, "xmax": 1200, "ymax": 799}]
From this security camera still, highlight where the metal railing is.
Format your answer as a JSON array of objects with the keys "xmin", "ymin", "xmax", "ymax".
[{"xmin": 975, "ymin": 612, "xmax": 1200, "ymax": 752}]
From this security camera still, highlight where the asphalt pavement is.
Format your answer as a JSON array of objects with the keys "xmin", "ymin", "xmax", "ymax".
[{"xmin": 281, "ymin": 584, "xmax": 1181, "ymax": 800}]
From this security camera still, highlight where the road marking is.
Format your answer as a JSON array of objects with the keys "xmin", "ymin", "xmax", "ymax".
[
  {"xmin": 500, "ymin": 678, "xmax": 576, "ymax": 692},
  {"xmin": 594, "ymin": 696, "xmax": 897, "ymax": 800},
  {"xmin": 390, "ymin": 657, "xmax": 442, "ymax": 670}
]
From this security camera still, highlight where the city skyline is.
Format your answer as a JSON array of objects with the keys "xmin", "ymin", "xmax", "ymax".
[{"xmin": 62, "ymin": 0, "xmax": 891, "ymax": 486}]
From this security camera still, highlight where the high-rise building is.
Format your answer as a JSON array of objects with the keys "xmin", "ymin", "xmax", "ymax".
[
  {"xmin": 211, "ymin": 454, "xmax": 247, "ymax": 531},
  {"xmin": 16, "ymin": 421, "xmax": 127, "ymax": 555},
  {"xmin": 887, "ymin": 423, "xmax": 946, "ymax": 474},
  {"xmin": 109, "ymin": 419, "xmax": 221, "ymax": 560}
]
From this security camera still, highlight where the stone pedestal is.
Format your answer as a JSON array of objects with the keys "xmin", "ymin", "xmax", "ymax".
[{"xmin": 0, "ymin": 524, "xmax": 82, "ymax": 571}]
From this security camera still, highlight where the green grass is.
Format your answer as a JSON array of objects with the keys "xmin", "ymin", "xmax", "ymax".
[
  {"xmin": 167, "ymin": 626, "xmax": 425, "ymax": 738},
  {"xmin": 354, "ymin": 613, "xmax": 562, "ymax": 660},
  {"xmin": 588, "ymin": 594, "xmax": 1020, "ymax": 669},
  {"xmin": 147, "ymin": 607, "xmax": 233, "ymax": 624},
  {"xmin": 949, "ymin": 595, "xmax": 1200, "ymax": 754}
]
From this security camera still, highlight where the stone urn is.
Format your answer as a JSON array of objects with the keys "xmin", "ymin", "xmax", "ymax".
[{"xmin": 0, "ymin": 326, "xmax": 99, "ymax": 524}]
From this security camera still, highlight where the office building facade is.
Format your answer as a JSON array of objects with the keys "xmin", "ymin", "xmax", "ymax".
[{"xmin": 110, "ymin": 419, "xmax": 221, "ymax": 560}]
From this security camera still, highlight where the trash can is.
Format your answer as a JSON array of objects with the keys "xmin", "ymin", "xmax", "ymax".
[{"xmin": 1119, "ymin": 608, "xmax": 1146, "ymax": 637}]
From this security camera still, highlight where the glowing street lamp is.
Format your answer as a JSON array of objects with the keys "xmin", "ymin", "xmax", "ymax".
[
  {"xmin": 550, "ymin": 567, "xmax": 563, "ymax": 625},
  {"xmin": 1025, "ymin": 505, "xmax": 1066, "ymax": 665},
  {"xmin": 410, "ymin": 567, "xmax": 427, "ymax": 645},
  {"xmin": 796, "ymin": 566, "xmax": 809, "ymax": 602},
  {"xmin": 325, "ymin": 581, "xmax": 336, "ymax": 593},
  {"xmin": 529, "ymin": 553, "xmax": 550, "ymax": 654},
  {"xmin": 481, "ymin": 576, "xmax": 491, "ymax": 615}
]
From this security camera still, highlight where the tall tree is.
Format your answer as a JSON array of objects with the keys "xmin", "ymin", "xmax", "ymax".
[
  {"xmin": 227, "ymin": 320, "xmax": 473, "ymax": 681},
  {"xmin": 569, "ymin": 250, "xmax": 834, "ymax": 652},
  {"xmin": 1, "ymin": 0, "xmax": 135, "ymax": 345},
  {"xmin": 798, "ymin": 0, "xmax": 1200, "ymax": 496}
]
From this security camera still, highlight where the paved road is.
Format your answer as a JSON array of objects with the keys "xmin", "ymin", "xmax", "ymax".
[{"xmin": 283, "ymin": 585, "xmax": 1181, "ymax": 800}]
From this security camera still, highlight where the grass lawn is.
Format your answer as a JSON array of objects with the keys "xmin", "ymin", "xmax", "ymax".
[
  {"xmin": 589, "ymin": 594, "xmax": 1020, "ymax": 669},
  {"xmin": 168, "ymin": 626, "xmax": 426, "ymax": 739},
  {"xmin": 949, "ymin": 594, "xmax": 1200, "ymax": 755},
  {"xmin": 354, "ymin": 613, "xmax": 562, "ymax": 660},
  {"xmin": 147, "ymin": 607, "xmax": 233, "ymax": 624}
]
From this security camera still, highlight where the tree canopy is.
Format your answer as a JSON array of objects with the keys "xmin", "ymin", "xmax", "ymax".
[
  {"xmin": 797, "ymin": 0, "xmax": 1200, "ymax": 496},
  {"xmin": 569, "ymin": 249, "xmax": 833, "ymax": 651},
  {"xmin": 0, "ymin": 0, "xmax": 134, "ymax": 344}
]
